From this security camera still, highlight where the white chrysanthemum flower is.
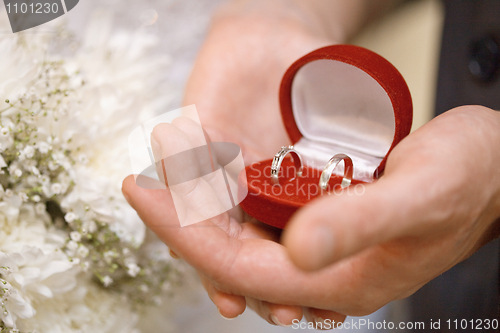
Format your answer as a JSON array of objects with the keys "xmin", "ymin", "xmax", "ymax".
[
  {"xmin": 17, "ymin": 277, "xmax": 139, "ymax": 333},
  {"xmin": 0, "ymin": 155, "xmax": 7, "ymax": 169},
  {"xmin": 0, "ymin": 6, "xmax": 183, "ymax": 330},
  {"xmin": 77, "ymin": 153, "xmax": 89, "ymax": 165},
  {"xmin": 0, "ymin": 246, "xmax": 79, "ymax": 328},
  {"xmin": 0, "ymin": 281, "xmax": 35, "ymax": 328},
  {"xmin": 0, "ymin": 195, "xmax": 21, "ymax": 225}
]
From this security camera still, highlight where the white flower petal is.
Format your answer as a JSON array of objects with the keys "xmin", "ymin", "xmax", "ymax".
[
  {"xmin": 0, "ymin": 154, "xmax": 7, "ymax": 168},
  {"xmin": 31, "ymin": 284, "xmax": 53, "ymax": 298}
]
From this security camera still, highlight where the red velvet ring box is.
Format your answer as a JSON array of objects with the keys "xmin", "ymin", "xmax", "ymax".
[{"xmin": 239, "ymin": 45, "xmax": 413, "ymax": 229}]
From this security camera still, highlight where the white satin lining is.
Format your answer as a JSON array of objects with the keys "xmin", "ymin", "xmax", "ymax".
[{"xmin": 291, "ymin": 59, "xmax": 396, "ymax": 180}]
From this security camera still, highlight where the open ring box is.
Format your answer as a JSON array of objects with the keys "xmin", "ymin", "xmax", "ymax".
[{"xmin": 239, "ymin": 45, "xmax": 413, "ymax": 229}]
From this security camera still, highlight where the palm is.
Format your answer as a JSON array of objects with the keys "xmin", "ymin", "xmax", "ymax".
[
  {"xmin": 124, "ymin": 106, "xmax": 500, "ymax": 325},
  {"xmin": 182, "ymin": 15, "xmax": 330, "ymax": 166},
  {"xmin": 183, "ymin": 54, "xmax": 291, "ymax": 165}
]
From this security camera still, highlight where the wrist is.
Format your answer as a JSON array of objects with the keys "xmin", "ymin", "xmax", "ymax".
[
  {"xmin": 213, "ymin": 0, "xmax": 342, "ymax": 43},
  {"xmin": 215, "ymin": 0, "xmax": 400, "ymax": 44}
]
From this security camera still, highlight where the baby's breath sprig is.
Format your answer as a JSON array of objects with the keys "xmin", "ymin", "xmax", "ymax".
[
  {"xmin": 0, "ymin": 16, "xmax": 182, "ymax": 330},
  {"xmin": 0, "ymin": 44, "xmax": 182, "ymax": 331},
  {"xmin": 63, "ymin": 213, "xmax": 182, "ymax": 306}
]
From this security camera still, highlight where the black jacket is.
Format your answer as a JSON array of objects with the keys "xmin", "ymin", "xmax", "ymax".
[{"xmin": 409, "ymin": 0, "xmax": 500, "ymax": 331}]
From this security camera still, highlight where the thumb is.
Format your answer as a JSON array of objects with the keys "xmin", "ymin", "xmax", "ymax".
[{"xmin": 282, "ymin": 172, "xmax": 426, "ymax": 271}]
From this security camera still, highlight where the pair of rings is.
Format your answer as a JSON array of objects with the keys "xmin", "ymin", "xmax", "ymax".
[{"xmin": 270, "ymin": 146, "xmax": 353, "ymax": 190}]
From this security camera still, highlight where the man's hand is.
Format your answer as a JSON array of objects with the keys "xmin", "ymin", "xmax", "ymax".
[
  {"xmin": 123, "ymin": 106, "xmax": 500, "ymax": 326},
  {"xmin": 183, "ymin": 0, "xmax": 395, "ymax": 164},
  {"xmin": 122, "ymin": 0, "xmax": 496, "ymax": 327},
  {"xmin": 282, "ymin": 106, "xmax": 500, "ymax": 309}
]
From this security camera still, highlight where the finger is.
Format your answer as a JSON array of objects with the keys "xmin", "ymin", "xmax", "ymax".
[
  {"xmin": 170, "ymin": 117, "xmax": 246, "ymax": 224},
  {"xmin": 303, "ymin": 307, "xmax": 346, "ymax": 330},
  {"xmin": 281, "ymin": 150, "xmax": 458, "ymax": 272},
  {"xmin": 170, "ymin": 116, "xmax": 220, "ymax": 168},
  {"xmin": 123, "ymin": 175, "xmax": 305, "ymax": 299},
  {"xmin": 123, "ymin": 175, "xmax": 396, "ymax": 312},
  {"xmin": 282, "ymin": 179, "xmax": 403, "ymax": 271},
  {"xmin": 124, "ymin": 175, "xmax": 306, "ymax": 298},
  {"xmin": 245, "ymin": 298, "xmax": 302, "ymax": 327},
  {"xmin": 123, "ymin": 175, "xmax": 237, "ymax": 273},
  {"xmin": 170, "ymin": 117, "xmax": 239, "ymax": 217},
  {"xmin": 239, "ymin": 218, "xmax": 281, "ymax": 243},
  {"xmin": 150, "ymin": 122, "xmax": 201, "ymax": 186},
  {"xmin": 151, "ymin": 123, "xmax": 234, "ymax": 229},
  {"xmin": 199, "ymin": 273, "xmax": 246, "ymax": 319},
  {"xmin": 283, "ymin": 109, "xmax": 500, "ymax": 272}
]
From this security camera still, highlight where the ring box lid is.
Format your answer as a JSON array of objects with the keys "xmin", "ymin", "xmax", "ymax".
[{"xmin": 279, "ymin": 45, "xmax": 413, "ymax": 181}]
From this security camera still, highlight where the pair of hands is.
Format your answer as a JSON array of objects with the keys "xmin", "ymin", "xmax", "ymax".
[{"xmin": 122, "ymin": 6, "xmax": 500, "ymax": 328}]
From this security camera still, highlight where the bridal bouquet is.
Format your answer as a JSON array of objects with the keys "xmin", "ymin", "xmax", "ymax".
[{"xmin": 0, "ymin": 12, "xmax": 188, "ymax": 333}]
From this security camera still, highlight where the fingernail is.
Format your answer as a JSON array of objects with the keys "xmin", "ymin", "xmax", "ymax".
[
  {"xmin": 314, "ymin": 317, "xmax": 325, "ymax": 325},
  {"xmin": 309, "ymin": 226, "xmax": 335, "ymax": 269},
  {"xmin": 218, "ymin": 308, "xmax": 236, "ymax": 320},
  {"xmin": 169, "ymin": 249, "xmax": 180, "ymax": 259},
  {"xmin": 270, "ymin": 314, "xmax": 291, "ymax": 327}
]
